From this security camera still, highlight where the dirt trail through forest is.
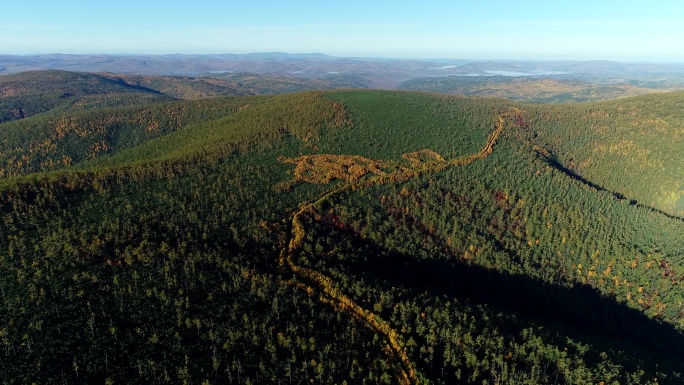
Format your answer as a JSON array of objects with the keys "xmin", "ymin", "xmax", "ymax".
[{"xmin": 279, "ymin": 108, "xmax": 519, "ymax": 384}]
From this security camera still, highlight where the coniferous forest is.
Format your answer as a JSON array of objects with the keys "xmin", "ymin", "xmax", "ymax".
[{"xmin": 1, "ymin": 71, "xmax": 684, "ymax": 384}]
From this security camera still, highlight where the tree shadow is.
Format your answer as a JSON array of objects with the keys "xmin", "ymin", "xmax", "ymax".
[
  {"xmin": 311, "ymin": 223, "xmax": 684, "ymax": 380},
  {"xmin": 537, "ymin": 147, "xmax": 684, "ymax": 222}
]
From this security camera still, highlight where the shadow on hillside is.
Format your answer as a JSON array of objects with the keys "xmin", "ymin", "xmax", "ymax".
[
  {"xmin": 313, "ymin": 224, "xmax": 684, "ymax": 378},
  {"xmin": 105, "ymin": 76, "xmax": 167, "ymax": 95},
  {"xmin": 537, "ymin": 148, "xmax": 684, "ymax": 223}
]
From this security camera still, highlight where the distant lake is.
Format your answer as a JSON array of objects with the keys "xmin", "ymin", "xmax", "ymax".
[
  {"xmin": 429, "ymin": 67, "xmax": 569, "ymax": 76},
  {"xmin": 484, "ymin": 70, "xmax": 568, "ymax": 76},
  {"xmin": 431, "ymin": 65, "xmax": 460, "ymax": 70}
]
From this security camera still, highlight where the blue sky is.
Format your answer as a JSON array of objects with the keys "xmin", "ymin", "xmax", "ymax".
[{"xmin": 2, "ymin": 0, "xmax": 683, "ymax": 61}]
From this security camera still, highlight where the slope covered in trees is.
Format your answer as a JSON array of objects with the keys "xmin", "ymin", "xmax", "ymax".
[
  {"xmin": 0, "ymin": 69, "xmax": 369, "ymax": 126},
  {"xmin": 1, "ymin": 87, "xmax": 683, "ymax": 384},
  {"xmin": 0, "ymin": 70, "xmax": 175, "ymax": 124},
  {"xmin": 525, "ymin": 92, "xmax": 684, "ymax": 216},
  {"xmin": 99, "ymin": 72, "xmax": 369, "ymax": 100}
]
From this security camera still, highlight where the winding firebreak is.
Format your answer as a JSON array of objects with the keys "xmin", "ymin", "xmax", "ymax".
[{"xmin": 279, "ymin": 108, "xmax": 518, "ymax": 385}]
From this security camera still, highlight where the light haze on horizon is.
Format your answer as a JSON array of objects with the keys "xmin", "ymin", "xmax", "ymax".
[{"xmin": 2, "ymin": 0, "xmax": 683, "ymax": 62}]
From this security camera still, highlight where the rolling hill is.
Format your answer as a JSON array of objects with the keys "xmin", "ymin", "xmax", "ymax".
[
  {"xmin": 1, "ymin": 83, "xmax": 683, "ymax": 384},
  {"xmin": 0, "ymin": 70, "xmax": 175, "ymax": 124},
  {"xmin": 98, "ymin": 72, "xmax": 370, "ymax": 99},
  {"xmin": 398, "ymin": 76, "xmax": 667, "ymax": 103},
  {"xmin": 0, "ymin": 70, "xmax": 370, "ymax": 126}
]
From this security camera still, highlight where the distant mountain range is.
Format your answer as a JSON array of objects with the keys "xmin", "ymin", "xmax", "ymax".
[{"xmin": 3, "ymin": 53, "xmax": 684, "ymax": 89}]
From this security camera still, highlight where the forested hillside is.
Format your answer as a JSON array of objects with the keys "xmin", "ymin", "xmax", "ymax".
[
  {"xmin": 0, "ymin": 70, "xmax": 174, "ymax": 124},
  {"xmin": 99, "ymin": 72, "xmax": 369, "ymax": 99},
  {"xmin": 525, "ymin": 92, "xmax": 684, "ymax": 216},
  {"xmin": 1, "ymin": 85, "xmax": 683, "ymax": 384},
  {"xmin": 0, "ymin": 70, "xmax": 367, "ymax": 126}
]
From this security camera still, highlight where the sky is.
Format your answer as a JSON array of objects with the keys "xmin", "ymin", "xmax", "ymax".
[{"xmin": 2, "ymin": 0, "xmax": 684, "ymax": 61}]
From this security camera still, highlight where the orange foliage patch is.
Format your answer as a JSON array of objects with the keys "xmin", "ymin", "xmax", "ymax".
[
  {"xmin": 280, "ymin": 154, "xmax": 387, "ymax": 185},
  {"xmin": 402, "ymin": 149, "xmax": 446, "ymax": 164}
]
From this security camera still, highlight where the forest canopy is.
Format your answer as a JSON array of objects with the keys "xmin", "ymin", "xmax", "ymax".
[{"xmin": 1, "ymin": 74, "xmax": 683, "ymax": 384}]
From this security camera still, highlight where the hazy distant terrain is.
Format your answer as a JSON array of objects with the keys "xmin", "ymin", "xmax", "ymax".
[
  {"xmin": 3, "ymin": 53, "xmax": 684, "ymax": 92},
  {"xmin": 398, "ymin": 76, "xmax": 670, "ymax": 103}
]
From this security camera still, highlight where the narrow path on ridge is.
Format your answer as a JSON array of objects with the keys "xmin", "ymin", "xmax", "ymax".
[{"xmin": 279, "ymin": 108, "xmax": 520, "ymax": 385}]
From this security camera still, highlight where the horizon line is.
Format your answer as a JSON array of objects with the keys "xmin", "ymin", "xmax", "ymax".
[{"xmin": 2, "ymin": 52, "xmax": 684, "ymax": 64}]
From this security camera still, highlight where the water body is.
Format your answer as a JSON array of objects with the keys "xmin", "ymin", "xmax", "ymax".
[
  {"xmin": 431, "ymin": 65, "xmax": 461, "ymax": 70},
  {"xmin": 484, "ymin": 70, "xmax": 569, "ymax": 76},
  {"xmin": 429, "ymin": 67, "xmax": 569, "ymax": 76}
]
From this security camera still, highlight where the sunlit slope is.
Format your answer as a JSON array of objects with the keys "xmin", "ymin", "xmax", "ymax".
[
  {"xmin": 0, "ymin": 96, "xmax": 262, "ymax": 177},
  {"xmin": 319, "ymin": 90, "xmax": 513, "ymax": 159},
  {"xmin": 524, "ymin": 91, "xmax": 684, "ymax": 216},
  {"xmin": 0, "ymin": 92, "xmax": 351, "ymax": 178}
]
